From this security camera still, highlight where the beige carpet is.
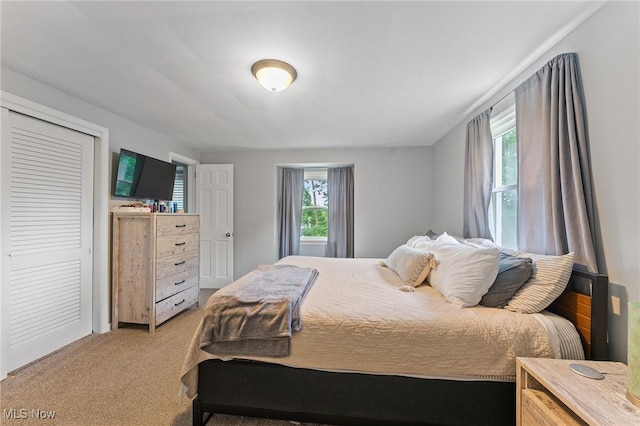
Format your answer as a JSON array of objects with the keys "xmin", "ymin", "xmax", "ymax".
[{"xmin": 0, "ymin": 290, "xmax": 326, "ymax": 426}]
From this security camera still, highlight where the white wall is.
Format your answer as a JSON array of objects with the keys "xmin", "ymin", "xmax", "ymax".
[
  {"xmin": 1, "ymin": 66, "xmax": 201, "ymax": 228},
  {"xmin": 1, "ymin": 66, "xmax": 199, "ymax": 168},
  {"xmin": 201, "ymin": 146, "xmax": 432, "ymax": 279},
  {"xmin": 432, "ymin": 1, "xmax": 640, "ymax": 362},
  {"xmin": 1, "ymin": 66, "xmax": 200, "ymax": 330}
]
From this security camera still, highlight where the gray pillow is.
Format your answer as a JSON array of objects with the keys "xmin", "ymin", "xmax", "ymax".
[
  {"xmin": 480, "ymin": 254, "xmax": 533, "ymax": 308},
  {"xmin": 425, "ymin": 229, "xmax": 441, "ymax": 239}
]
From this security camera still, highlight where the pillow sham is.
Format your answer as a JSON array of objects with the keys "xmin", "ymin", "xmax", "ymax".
[
  {"xmin": 427, "ymin": 237, "xmax": 500, "ymax": 308},
  {"xmin": 434, "ymin": 233, "xmax": 461, "ymax": 246},
  {"xmin": 465, "ymin": 238, "xmax": 518, "ymax": 256},
  {"xmin": 382, "ymin": 244, "xmax": 436, "ymax": 287},
  {"xmin": 406, "ymin": 235, "xmax": 434, "ymax": 251},
  {"xmin": 479, "ymin": 253, "xmax": 533, "ymax": 308},
  {"xmin": 504, "ymin": 251, "xmax": 575, "ymax": 314}
]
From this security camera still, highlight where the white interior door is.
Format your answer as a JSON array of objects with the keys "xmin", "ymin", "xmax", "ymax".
[
  {"xmin": 195, "ymin": 164, "xmax": 233, "ymax": 288},
  {"xmin": 1, "ymin": 109, "xmax": 94, "ymax": 374}
]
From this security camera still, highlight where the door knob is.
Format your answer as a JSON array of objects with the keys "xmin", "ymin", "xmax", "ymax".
[{"xmin": 225, "ymin": 232, "xmax": 232, "ymax": 237}]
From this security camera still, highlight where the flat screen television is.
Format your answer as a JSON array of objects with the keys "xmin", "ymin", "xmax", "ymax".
[{"xmin": 114, "ymin": 149, "xmax": 177, "ymax": 200}]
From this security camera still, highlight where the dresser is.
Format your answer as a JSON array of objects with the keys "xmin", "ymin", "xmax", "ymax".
[
  {"xmin": 517, "ymin": 357, "xmax": 640, "ymax": 425},
  {"xmin": 112, "ymin": 212, "xmax": 200, "ymax": 332}
]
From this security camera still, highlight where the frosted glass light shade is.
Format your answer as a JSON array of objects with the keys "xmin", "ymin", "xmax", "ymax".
[{"xmin": 251, "ymin": 59, "xmax": 297, "ymax": 92}]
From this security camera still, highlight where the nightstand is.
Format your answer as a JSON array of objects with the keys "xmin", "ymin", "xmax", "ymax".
[{"xmin": 516, "ymin": 357, "xmax": 640, "ymax": 425}]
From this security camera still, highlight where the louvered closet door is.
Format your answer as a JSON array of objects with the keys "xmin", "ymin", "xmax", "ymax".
[{"xmin": 1, "ymin": 110, "xmax": 93, "ymax": 373}]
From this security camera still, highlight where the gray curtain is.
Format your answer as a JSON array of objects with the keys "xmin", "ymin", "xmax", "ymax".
[
  {"xmin": 515, "ymin": 53, "xmax": 597, "ymax": 272},
  {"xmin": 327, "ymin": 166, "xmax": 354, "ymax": 258},
  {"xmin": 463, "ymin": 108, "xmax": 494, "ymax": 239},
  {"xmin": 278, "ymin": 168, "xmax": 304, "ymax": 259}
]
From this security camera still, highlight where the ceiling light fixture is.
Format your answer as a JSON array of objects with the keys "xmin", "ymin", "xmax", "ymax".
[{"xmin": 251, "ymin": 59, "xmax": 297, "ymax": 92}]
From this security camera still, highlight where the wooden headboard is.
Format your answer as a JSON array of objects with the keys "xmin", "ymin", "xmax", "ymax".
[{"xmin": 548, "ymin": 268, "xmax": 609, "ymax": 360}]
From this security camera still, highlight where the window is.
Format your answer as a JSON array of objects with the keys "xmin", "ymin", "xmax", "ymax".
[
  {"xmin": 301, "ymin": 169, "xmax": 328, "ymax": 239},
  {"xmin": 489, "ymin": 98, "xmax": 517, "ymax": 249},
  {"xmin": 172, "ymin": 161, "xmax": 187, "ymax": 212}
]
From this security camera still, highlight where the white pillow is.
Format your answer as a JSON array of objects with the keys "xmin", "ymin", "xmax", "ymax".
[
  {"xmin": 465, "ymin": 238, "xmax": 519, "ymax": 256},
  {"xmin": 504, "ymin": 251, "xmax": 574, "ymax": 314},
  {"xmin": 428, "ymin": 236, "xmax": 500, "ymax": 307},
  {"xmin": 434, "ymin": 233, "xmax": 461, "ymax": 246},
  {"xmin": 382, "ymin": 244, "xmax": 436, "ymax": 287},
  {"xmin": 406, "ymin": 235, "xmax": 434, "ymax": 251}
]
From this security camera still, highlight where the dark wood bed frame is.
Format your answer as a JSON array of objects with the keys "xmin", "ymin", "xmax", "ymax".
[{"xmin": 193, "ymin": 268, "xmax": 609, "ymax": 426}]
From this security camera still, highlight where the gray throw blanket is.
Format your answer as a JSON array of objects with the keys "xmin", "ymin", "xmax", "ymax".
[{"xmin": 199, "ymin": 264, "xmax": 318, "ymax": 357}]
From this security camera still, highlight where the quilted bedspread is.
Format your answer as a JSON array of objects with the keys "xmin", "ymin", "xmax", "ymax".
[{"xmin": 181, "ymin": 255, "xmax": 561, "ymax": 399}]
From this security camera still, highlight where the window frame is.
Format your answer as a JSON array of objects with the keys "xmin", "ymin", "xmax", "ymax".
[
  {"xmin": 489, "ymin": 95, "xmax": 518, "ymax": 249},
  {"xmin": 168, "ymin": 152, "xmax": 198, "ymax": 213},
  {"xmin": 300, "ymin": 168, "xmax": 328, "ymax": 242},
  {"xmin": 171, "ymin": 161, "xmax": 187, "ymax": 212}
]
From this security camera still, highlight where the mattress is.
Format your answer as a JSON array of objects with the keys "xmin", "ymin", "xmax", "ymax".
[{"xmin": 181, "ymin": 256, "xmax": 583, "ymax": 398}]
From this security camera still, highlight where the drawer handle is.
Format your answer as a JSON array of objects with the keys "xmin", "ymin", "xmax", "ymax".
[
  {"xmin": 175, "ymin": 242, "xmax": 186, "ymax": 246},
  {"xmin": 174, "ymin": 260, "xmax": 186, "ymax": 266},
  {"xmin": 175, "ymin": 224, "xmax": 186, "ymax": 228},
  {"xmin": 174, "ymin": 279, "xmax": 186, "ymax": 286},
  {"xmin": 174, "ymin": 299, "xmax": 185, "ymax": 306}
]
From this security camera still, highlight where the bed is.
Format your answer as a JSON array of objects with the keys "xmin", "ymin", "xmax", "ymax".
[{"xmin": 181, "ymin": 239, "xmax": 608, "ymax": 426}]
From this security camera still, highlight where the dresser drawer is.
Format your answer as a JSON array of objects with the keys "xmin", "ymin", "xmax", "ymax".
[
  {"xmin": 155, "ymin": 285, "xmax": 199, "ymax": 325},
  {"xmin": 156, "ymin": 253, "xmax": 199, "ymax": 279},
  {"xmin": 156, "ymin": 232, "xmax": 199, "ymax": 258},
  {"xmin": 156, "ymin": 215, "xmax": 199, "ymax": 237},
  {"xmin": 155, "ymin": 269, "xmax": 198, "ymax": 302},
  {"xmin": 521, "ymin": 389, "xmax": 584, "ymax": 426},
  {"xmin": 113, "ymin": 212, "xmax": 201, "ymax": 333}
]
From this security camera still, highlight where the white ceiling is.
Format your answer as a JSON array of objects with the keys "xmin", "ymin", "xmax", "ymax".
[{"xmin": 1, "ymin": 1, "xmax": 607, "ymax": 151}]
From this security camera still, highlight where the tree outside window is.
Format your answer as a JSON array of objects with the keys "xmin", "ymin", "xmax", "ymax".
[
  {"xmin": 301, "ymin": 179, "xmax": 328, "ymax": 237},
  {"xmin": 489, "ymin": 97, "xmax": 518, "ymax": 249},
  {"xmin": 492, "ymin": 128, "xmax": 517, "ymax": 248}
]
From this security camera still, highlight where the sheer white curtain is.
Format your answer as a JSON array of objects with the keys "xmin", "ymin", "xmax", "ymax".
[
  {"xmin": 515, "ymin": 53, "xmax": 597, "ymax": 272},
  {"xmin": 463, "ymin": 108, "xmax": 494, "ymax": 239},
  {"xmin": 278, "ymin": 168, "xmax": 304, "ymax": 259},
  {"xmin": 327, "ymin": 166, "xmax": 354, "ymax": 258}
]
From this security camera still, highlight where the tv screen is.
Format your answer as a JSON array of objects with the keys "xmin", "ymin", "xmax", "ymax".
[{"xmin": 114, "ymin": 149, "xmax": 177, "ymax": 200}]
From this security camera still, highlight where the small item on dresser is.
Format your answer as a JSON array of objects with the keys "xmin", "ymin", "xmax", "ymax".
[
  {"xmin": 159, "ymin": 202, "xmax": 166, "ymax": 213},
  {"xmin": 399, "ymin": 285, "xmax": 416, "ymax": 292},
  {"xmin": 569, "ymin": 363, "xmax": 604, "ymax": 379}
]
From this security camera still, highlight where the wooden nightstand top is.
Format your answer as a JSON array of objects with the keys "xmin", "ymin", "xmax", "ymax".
[{"xmin": 517, "ymin": 357, "xmax": 640, "ymax": 425}]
